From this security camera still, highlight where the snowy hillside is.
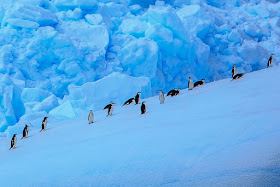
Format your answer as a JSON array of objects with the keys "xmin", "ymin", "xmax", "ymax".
[
  {"xmin": 0, "ymin": 0, "xmax": 280, "ymax": 132},
  {"xmin": 0, "ymin": 66, "xmax": 280, "ymax": 186}
]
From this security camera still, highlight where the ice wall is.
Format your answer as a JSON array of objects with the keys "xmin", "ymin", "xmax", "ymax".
[{"xmin": 0, "ymin": 0, "xmax": 279, "ymax": 134}]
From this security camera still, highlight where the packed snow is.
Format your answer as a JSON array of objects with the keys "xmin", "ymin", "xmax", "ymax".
[
  {"xmin": 0, "ymin": 0, "xmax": 280, "ymax": 135},
  {"xmin": 0, "ymin": 66, "xmax": 280, "ymax": 186}
]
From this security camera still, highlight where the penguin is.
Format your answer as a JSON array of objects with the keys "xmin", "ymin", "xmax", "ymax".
[
  {"xmin": 141, "ymin": 101, "xmax": 146, "ymax": 115},
  {"xmin": 167, "ymin": 88, "xmax": 176, "ymax": 97},
  {"xmin": 123, "ymin": 98, "xmax": 135, "ymax": 106},
  {"xmin": 167, "ymin": 88, "xmax": 180, "ymax": 97},
  {"xmin": 232, "ymin": 73, "xmax": 245, "ymax": 80},
  {"xmin": 21, "ymin": 125, "xmax": 29, "ymax": 139},
  {"xmin": 9, "ymin": 134, "xmax": 17, "ymax": 150},
  {"xmin": 135, "ymin": 92, "xmax": 141, "ymax": 104},
  {"xmin": 103, "ymin": 101, "xmax": 115, "ymax": 116},
  {"xmin": 88, "ymin": 110, "xmax": 94, "ymax": 124},
  {"xmin": 40, "ymin": 117, "xmax": 48, "ymax": 132},
  {"xmin": 194, "ymin": 79, "xmax": 205, "ymax": 88},
  {"xmin": 232, "ymin": 65, "xmax": 237, "ymax": 78},
  {"xmin": 173, "ymin": 88, "xmax": 180, "ymax": 96},
  {"xmin": 188, "ymin": 77, "xmax": 194, "ymax": 90},
  {"xmin": 267, "ymin": 54, "xmax": 275, "ymax": 68},
  {"xmin": 159, "ymin": 90, "xmax": 165, "ymax": 104}
]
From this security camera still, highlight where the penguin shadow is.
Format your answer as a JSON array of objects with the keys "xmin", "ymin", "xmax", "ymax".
[
  {"xmin": 21, "ymin": 135, "xmax": 34, "ymax": 139},
  {"xmin": 39, "ymin": 128, "xmax": 52, "ymax": 132},
  {"xmin": 140, "ymin": 112, "xmax": 149, "ymax": 116},
  {"xmin": 9, "ymin": 146, "xmax": 21, "ymax": 150},
  {"xmin": 88, "ymin": 121, "xmax": 100, "ymax": 126}
]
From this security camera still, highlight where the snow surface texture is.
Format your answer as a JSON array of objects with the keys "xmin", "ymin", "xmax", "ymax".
[
  {"xmin": 1, "ymin": 66, "xmax": 280, "ymax": 186},
  {"xmin": 0, "ymin": 0, "xmax": 280, "ymax": 133}
]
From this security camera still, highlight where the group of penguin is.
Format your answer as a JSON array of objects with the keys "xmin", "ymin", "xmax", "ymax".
[
  {"xmin": 8, "ymin": 54, "xmax": 275, "ymax": 150},
  {"xmin": 9, "ymin": 117, "xmax": 48, "ymax": 150}
]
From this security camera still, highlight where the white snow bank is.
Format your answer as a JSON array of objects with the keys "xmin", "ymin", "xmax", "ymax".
[
  {"xmin": 68, "ymin": 72, "xmax": 152, "ymax": 111},
  {"xmin": 1, "ymin": 66, "xmax": 280, "ymax": 186},
  {"xmin": 49, "ymin": 100, "xmax": 76, "ymax": 120}
]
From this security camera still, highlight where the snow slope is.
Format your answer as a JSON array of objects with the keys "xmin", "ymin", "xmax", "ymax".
[
  {"xmin": 0, "ymin": 66, "xmax": 280, "ymax": 186},
  {"xmin": 1, "ymin": 0, "xmax": 280, "ymax": 131}
]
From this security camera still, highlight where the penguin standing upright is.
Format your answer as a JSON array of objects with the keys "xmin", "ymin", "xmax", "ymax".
[
  {"xmin": 104, "ymin": 101, "xmax": 115, "ymax": 116},
  {"xmin": 9, "ymin": 134, "xmax": 17, "ymax": 150},
  {"xmin": 267, "ymin": 54, "xmax": 275, "ymax": 68},
  {"xmin": 141, "ymin": 101, "xmax": 146, "ymax": 115},
  {"xmin": 159, "ymin": 90, "xmax": 165, "ymax": 104},
  {"xmin": 135, "ymin": 92, "xmax": 141, "ymax": 104},
  {"xmin": 88, "ymin": 110, "xmax": 94, "ymax": 124},
  {"xmin": 194, "ymin": 79, "xmax": 205, "ymax": 88},
  {"xmin": 22, "ymin": 125, "xmax": 29, "ymax": 139},
  {"xmin": 123, "ymin": 98, "xmax": 135, "ymax": 106},
  {"xmin": 232, "ymin": 65, "xmax": 237, "ymax": 78},
  {"xmin": 188, "ymin": 77, "xmax": 194, "ymax": 90},
  {"xmin": 40, "ymin": 117, "xmax": 48, "ymax": 132}
]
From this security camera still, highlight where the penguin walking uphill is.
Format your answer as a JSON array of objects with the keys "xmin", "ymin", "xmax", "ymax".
[
  {"xmin": 123, "ymin": 98, "xmax": 135, "ymax": 106},
  {"xmin": 232, "ymin": 65, "xmax": 245, "ymax": 80},
  {"xmin": 158, "ymin": 90, "xmax": 165, "ymax": 104},
  {"xmin": 40, "ymin": 117, "xmax": 48, "ymax": 132},
  {"xmin": 9, "ymin": 134, "xmax": 17, "ymax": 150},
  {"xmin": 188, "ymin": 77, "xmax": 194, "ymax": 90},
  {"xmin": 104, "ymin": 101, "xmax": 115, "ymax": 117},
  {"xmin": 141, "ymin": 101, "xmax": 146, "ymax": 115},
  {"xmin": 21, "ymin": 125, "xmax": 29, "ymax": 139},
  {"xmin": 88, "ymin": 110, "xmax": 94, "ymax": 124},
  {"xmin": 135, "ymin": 92, "xmax": 141, "ymax": 104},
  {"xmin": 194, "ymin": 79, "xmax": 205, "ymax": 88},
  {"xmin": 267, "ymin": 54, "xmax": 275, "ymax": 68},
  {"xmin": 167, "ymin": 88, "xmax": 180, "ymax": 97},
  {"xmin": 232, "ymin": 65, "xmax": 237, "ymax": 78}
]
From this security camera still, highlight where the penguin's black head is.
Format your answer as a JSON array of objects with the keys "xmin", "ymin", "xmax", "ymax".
[
  {"xmin": 142, "ymin": 101, "xmax": 146, "ymax": 104},
  {"xmin": 202, "ymin": 79, "xmax": 205, "ymax": 82},
  {"xmin": 189, "ymin": 77, "xmax": 191, "ymax": 79},
  {"xmin": 272, "ymin": 54, "xmax": 275, "ymax": 56}
]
